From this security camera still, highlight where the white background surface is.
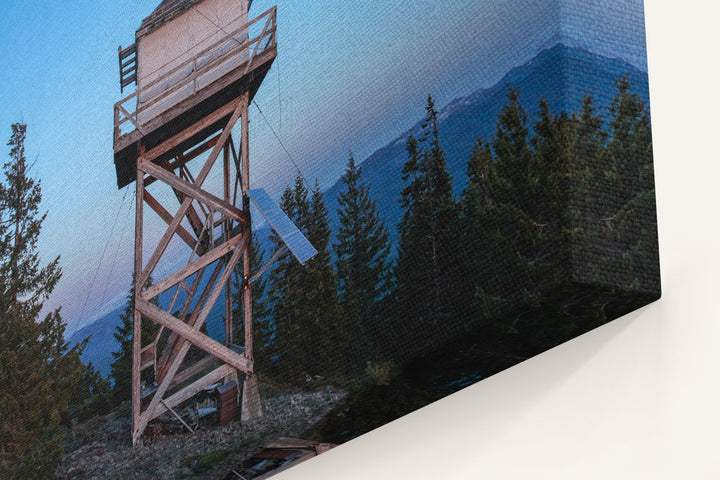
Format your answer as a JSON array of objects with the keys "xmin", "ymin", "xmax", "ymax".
[{"xmin": 274, "ymin": 1, "xmax": 720, "ymax": 478}]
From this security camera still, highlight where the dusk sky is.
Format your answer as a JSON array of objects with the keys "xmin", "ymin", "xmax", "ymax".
[{"xmin": 0, "ymin": 0, "xmax": 648, "ymax": 335}]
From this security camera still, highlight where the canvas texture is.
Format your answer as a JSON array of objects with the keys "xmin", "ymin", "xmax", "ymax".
[{"xmin": 0, "ymin": 1, "xmax": 658, "ymax": 478}]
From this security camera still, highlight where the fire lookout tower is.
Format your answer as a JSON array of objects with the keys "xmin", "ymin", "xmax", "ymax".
[{"xmin": 113, "ymin": 0, "xmax": 315, "ymax": 445}]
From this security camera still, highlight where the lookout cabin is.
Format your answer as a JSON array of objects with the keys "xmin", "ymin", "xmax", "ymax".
[{"xmin": 113, "ymin": 0, "xmax": 276, "ymax": 189}]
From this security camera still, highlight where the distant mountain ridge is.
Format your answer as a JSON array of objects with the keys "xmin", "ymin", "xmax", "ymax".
[
  {"xmin": 323, "ymin": 43, "xmax": 651, "ymax": 246},
  {"xmin": 70, "ymin": 42, "xmax": 651, "ymax": 377},
  {"xmin": 68, "ymin": 305, "xmax": 124, "ymax": 378}
]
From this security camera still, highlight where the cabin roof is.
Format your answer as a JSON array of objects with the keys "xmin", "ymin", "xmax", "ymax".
[
  {"xmin": 137, "ymin": 0, "xmax": 253, "ymax": 39},
  {"xmin": 137, "ymin": 0, "xmax": 205, "ymax": 38}
]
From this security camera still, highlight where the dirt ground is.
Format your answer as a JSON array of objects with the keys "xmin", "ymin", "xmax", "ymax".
[{"xmin": 53, "ymin": 387, "xmax": 346, "ymax": 480}]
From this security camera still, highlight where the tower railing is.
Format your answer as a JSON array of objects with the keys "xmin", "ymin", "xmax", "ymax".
[{"xmin": 114, "ymin": 6, "xmax": 277, "ymax": 143}]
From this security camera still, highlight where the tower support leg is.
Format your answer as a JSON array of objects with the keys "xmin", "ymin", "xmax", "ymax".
[
  {"xmin": 129, "ymin": 96, "xmax": 263, "ymax": 445},
  {"xmin": 132, "ymin": 165, "xmax": 144, "ymax": 444},
  {"xmin": 240, "ymin": 91, "xmax": 263, "ymax": 423},
  {"xmin": 241, "ymin": 373, "xmax": 263, "ymax": 422}
]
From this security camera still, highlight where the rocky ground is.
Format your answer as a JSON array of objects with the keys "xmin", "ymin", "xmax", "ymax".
[{"xmin": 53, "ymin": 386, "xmax": 346, "ymax": 480}]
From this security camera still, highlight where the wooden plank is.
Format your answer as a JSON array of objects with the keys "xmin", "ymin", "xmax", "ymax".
[
  {"xmin": 132, "ymin": 167, "xmax": 144, "ymax": 446},
  {"xmin": 143, "ymin": 189, "xmax": 196, "ymax": 249},
  {"xmin": 136, "ymin": 298, "xmax": 251, "ymax": 374},
  {"xmin": 138, "ymin": 98, "xmax": 241, "ymax": 165},
  {"xmin": 241, "ymin": 373, "xmax": 263, "ymax": 422},
  {"xmin": 187, "ymin": 231, "xmax": 247, "ymax": 339},
  {"xmin": 266, "ymin": 438, "xmax": 321, "ymax": 449},
  {"xmin": 142, "ymin": 233, "xmax": 244, "ymax": 300},
  {"xmin": 144, "ymin": 161, "xmax": 244, "ymax": 223},
  {"xmin": 113, "ymin": 92, "xmax": 140, "ymax": 134},
  {"xmin": 240, "ymin": 93, "xmax": 254, "ymax": 361},
  {"xmin": 229, "ymin": 135, "xmax": 241, "ymax": 203},
  {"xmin": 224, "ymin": 143, "xmax": 233, "ymax": 346},
  {"xmin": 141, "ymin": 229, "xmax": 247, "ymax": 383},
  {"xmin": 148, "ymin": 231, "xmax": 243, "ymax": 384},
  {"xmin": 117, "ymin": 103, "xmax": 145, "ymax": 135},
  {"xmin": 237, "ymin": 93, "xmax": 262, "ymax": 423},
  {"xmin": 140, "ymin": 344, "xmax": 156, "ymax": 371},
  {"xmin": 160, "ymin": 400, "xmax": 195, "ymax": 434},
  {"xmin": 154, "ymin": 364, "xmax": 236, "ymax": 418},
  {"xmin": 134, "ymin": 249, "xmax": 247, "ymax": 440},
  {"xmin": 144, "ymin": 134, "xmax": 220, "ymax": 188},
  {"xmin": 132, "ymin": 316, "xmax": 142, "ymax": 443},
  {"xmin": 169, "ymin": 355, "xmax": 220, "ymax": 390},
  {"xmin": 119, "ymin": 43, "xmax": 137, "ymax": 58},
  {"xmin": 113, "ymin": 45, "xmax": 275, "ymax": 158},
  {"xmin": 243, "ymin": 8, "xmax": 275, "ymax": 76},
  {"xmin": 138, "ymin": 98, "xmax": 246, "ymax": 288},
  {"xmin": 156, "ymin": 261, "xmax": 222, "ymax": 384},
  {"xmin": 138, "ymin": 195, "xmax": 193, "ymax": 289},
  {"xmin": 121, "ymin": 57, "xmax": 136, "ymax": 70},
  {"xmin": 171, "ymin": 185, "xmax": 207, "ymax": 246},
  {"xmin": 140, "ymin": 161, "xmax": 245, "ymax": 223},
  {"xmin": 135, "ymin": 337, "xmax": 195, "ymax": 441}
]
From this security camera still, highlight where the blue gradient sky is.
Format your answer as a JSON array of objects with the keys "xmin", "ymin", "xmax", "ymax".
[{"xmin": 0, "ymin": 0, "xmax": 648, "ymax": 334}]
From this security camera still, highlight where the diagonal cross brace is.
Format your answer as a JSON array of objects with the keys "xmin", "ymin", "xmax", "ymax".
[
  {"xmin": 136, "ymin": 298, "xmax": 251, "ymax": 374},
  {"xmin": 137, "ymin": 97, "xmax": 247, "ymax": 288},
  {"xmin": 142, "ymin": 233, "xmax": 244, "ymax": 300},
  {"xmin": 155, "ymin": 364, "xmax": 235, "ymax": 418},
  {"xmin": 140, "ymin": 160, "xmax": 245, "ymax": 223},
  {"xmin": 132, "ymin": 234, "xmax": 247, "ymax": 442},
  {"xmin": 143, "ymin": 188, "xmax": 197, "ymax": 250}
]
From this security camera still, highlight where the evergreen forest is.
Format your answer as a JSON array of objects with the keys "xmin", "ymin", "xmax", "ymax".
[
  {"xmin": 0, "ymin": 76, "xmax": 660, "ymax": 476},
  {"xmin": 248, "ymin": 78, "xmax": 659, "ymax": 385}
]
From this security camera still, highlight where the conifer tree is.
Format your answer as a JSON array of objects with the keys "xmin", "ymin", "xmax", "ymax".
[
  {"xmin": 394, "ymin": 96, "xmax": 460, "ymax": 351},
  {"xmin": 511, "ymin": 101, "xmax": 578, "ymax": 344},
  {"xmin": 607, "ymin": 76, "xmax": 654, "ymax": 205},
  {"xmin": 304, "ymin": 181, "xmax": 344, "ymax": 375},
  {"xmin": 461, "ymin": 83, "xmax": 658, "ymax": 353},
  {"xmin": 528, "ymin": 101, "xmax": 571, "ymax": 285},
  {"xmin": 464, "ymin": 139, "xmax": 495, "ymax": 210},
  {"xmin": 492, "ymin": 86, "xmax": 533, "ymax": 208},
  {"xmin": 570, "ymin": 95, "xmax": 609, "ymax": 225},
  {"xmin": 568, "ymin": 94, "xmax": 609, "ymax": 281},
  {"xmin": 464, "ymin": 91, "xmax": 570, "ymax": 335},
  {"xmin": 109, "ymin": 275, "xmax": 157, "ymax": 406},
  {"xmin": 0, "ymin": 124, "xmax": 85, "ymax": 479},
  {"xmin": 472, "ymin": 88, "xmax": 543, "ymax": 330},
  {"xmin": 70, "ymin": 362, "xmax": 112, "ymax": 422},
  {"xmin": 530, "ymin": 99, "xmax": 569, "ymax": 229},
  {"xmin": 268, "ymin": 179, "xmax": 308, "ymax": 380},
  {"xmin": 458, "ymin": 138, "xmax": 499, "ymax": 320},
  {"xmin": 334, "ymin": 153, "xmax": 391, "ymax": 361},
  {"xmin": 597, "ymin": 77, "xmax": 658, "ymax": 293},
  {"xmin": 269, "ymin": 176, "xmax": 345, "ymax": 380}
]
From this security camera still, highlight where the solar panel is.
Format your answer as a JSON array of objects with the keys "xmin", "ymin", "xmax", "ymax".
[{"xmin": 246, "ymin": 188, "xmax": 318, "ymax": 265}]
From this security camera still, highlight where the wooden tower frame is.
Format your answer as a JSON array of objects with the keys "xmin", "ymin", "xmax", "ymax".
[{"xmin": 113, "ymin": 5, "xmax": 277, "ymax": 445}]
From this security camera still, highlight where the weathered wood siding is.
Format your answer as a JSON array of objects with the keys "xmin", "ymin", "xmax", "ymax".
[{"xmin": 136, "ymin": 0, "xmax": 249, "ymax": 124}]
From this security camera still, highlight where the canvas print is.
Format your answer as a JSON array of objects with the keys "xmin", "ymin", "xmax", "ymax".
[{"xmin": 0, "ymin": 0, "xmax": 659, "ymax": 478}]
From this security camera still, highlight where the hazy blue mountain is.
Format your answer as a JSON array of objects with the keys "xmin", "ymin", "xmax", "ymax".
[
  {"xmin": 323, "ymin": 43, "xmax": 651, "ymax": 248},
  {"xmin": 67, "ymin": 305, "xmax": 125, "ymax": 378},
  {"xmin": 68, "ymin": 281, "xmax": 231, "ymax": 379},
  {"xmin": 70, "ymin": 43, "xmax": 650, "ymax": 376}
]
